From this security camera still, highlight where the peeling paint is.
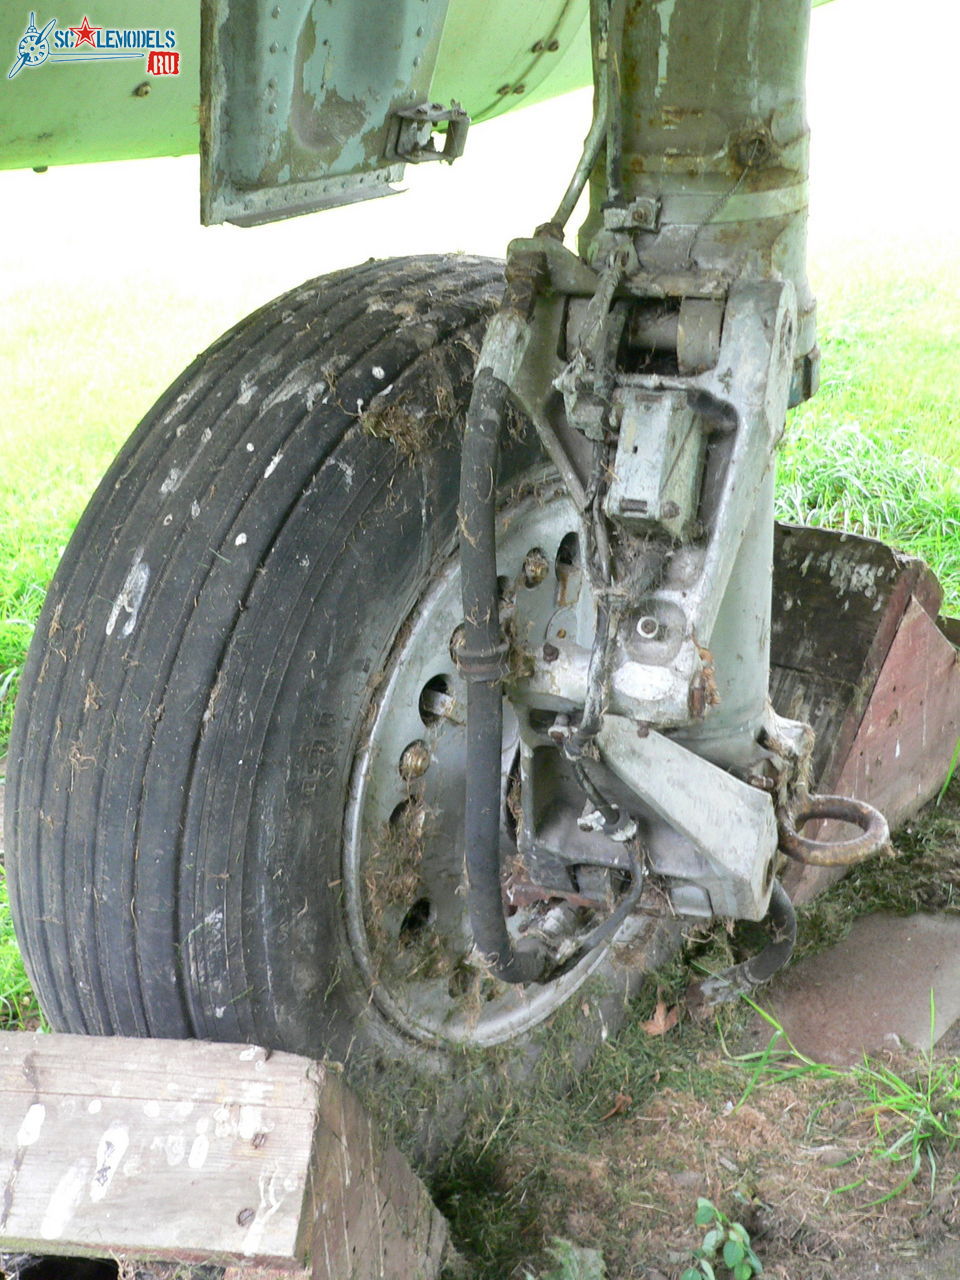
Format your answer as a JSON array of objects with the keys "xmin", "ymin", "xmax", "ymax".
[
  {"xmin": 105, "ymin": 549, "xmax": 150, "ymax": 638},
  {"xmin": 238, "ymin": 1105, "xmax": 266, "ymax": 1141},
  {"xmin": 188, "ymin": 1133, "xmax": 210, "ymax": 1170},
  {"xmin": 656, "ymin": 0, "xmax": 677, "ymax": 93},
  {"xmin": 241, "ymin": 1169, "xmax": 287, "ymax": 1257},
  {"xmin": 89, "ymin": 1124, "xmax": 129, "ymax": 1203},
  {"xmin": 237, "ymin": 374, "xmax": 259, "ymax": 405},
  {"xmin": 41, "ymin": 1160, "xmax": 90, "ymax": 1238},
  {"xmin": 16, "ymin": 1103, "xmax": 45, "ymax": 1147},
  {"xmin": 160, "ymin": 466, "xmax": 183, "ymax": 496}
]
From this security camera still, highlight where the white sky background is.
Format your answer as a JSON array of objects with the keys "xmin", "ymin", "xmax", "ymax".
[{"xmin": 1, "ymin": 0, "xmax": 957, "ymax": 315}]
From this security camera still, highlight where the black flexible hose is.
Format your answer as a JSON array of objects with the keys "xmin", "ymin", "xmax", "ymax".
[
  {"xmin": 691, "ymin": 880, "xmax": 797, "ymax": 1005},
  {"xmin": 459, "ymin": 365, "xmax": 546, "ymax": 985}
]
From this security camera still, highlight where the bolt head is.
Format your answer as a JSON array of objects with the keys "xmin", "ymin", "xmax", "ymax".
[
  {"xmin": 522, "ymin": 549, "xmax": 550, "ymax": 587},
  {"xmin": 542, "ymin": 642, "xmax": 560, "ymax": 663},
  {"xmin": 399, "ymin": 741, "xmax": 431, "ymax": 780}
]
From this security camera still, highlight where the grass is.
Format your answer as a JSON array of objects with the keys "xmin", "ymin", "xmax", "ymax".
[
  {"xmin": 386, "ymin": 781, "xmax": 960, "ymax": 1278},
  {"xmin": 776, "ymin": 246, "xmax": 960, "ymax": 614},
  {"xmin": 421, "ymin": 973, "xmax": 755, "ymax": 1279},
  {"xmin": 776, "ymin": 422, "xmax": 960, "ymax": 612},
  {"xmin": 0, "ymin": 862, "xmax": 42, "ymax": 1029},
  {"xmin": 733, "ymin": 989, "xmax": 960, "ymax": 1209},
  {"xmin": 0, "ymin": 278, "xmax": 262, "ymax": 748},
  {"xmin": 789, "ymin": 781, "xmax": 960, "ymax": 967}
]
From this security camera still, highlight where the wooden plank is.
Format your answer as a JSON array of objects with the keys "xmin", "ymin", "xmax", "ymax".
[
  {"xmin": 305, "ymin": 1078, "xmax": 448, "ymax": 1280},
  {"xmin": 0, "ymin": 1034, "xmax": 448, "ymax": 1279},
  {"xmin": 783, "ymin": 597, "xmax": 960, "ymax": 904},
  {"xmin": 771, "ymin": 525, "xmax": 960, "ymax": 905},
  {"xmin": 828, "ymin": 598, "xmax": 960, "ymax": 825},
  {"xmin": 770, "ymin": 523, "xmax": 939, "ymax": 781}
]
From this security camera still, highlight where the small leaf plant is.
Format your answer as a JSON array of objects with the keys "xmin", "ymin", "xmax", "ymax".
[{"xmin": 680, "ymin": 1198, "xmax": 762, "ymax": 1280}]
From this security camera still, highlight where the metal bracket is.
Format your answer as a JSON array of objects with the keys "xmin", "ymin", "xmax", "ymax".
[
  {"xmin": 603, "ymin": 196, "xmax": 661, "ymax": 232},
  {"xmin": 200, "ymin": 0, "xmax": 453, "ymax": 226},
  {"xmin": 391, "ymin": 102, "xmax": 470, "ymax": 164},
  {"xmin": 596, "ymin": 716, "xmax": 779, "ymax": 920}
]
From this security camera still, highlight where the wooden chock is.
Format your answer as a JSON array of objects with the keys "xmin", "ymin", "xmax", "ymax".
[{"xmin": 0, "ymin": 1033, "xmax": 449, "ymax": 1279}]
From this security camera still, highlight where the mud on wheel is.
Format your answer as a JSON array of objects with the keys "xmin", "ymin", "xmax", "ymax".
[{"xmin": 5, "ymin": 256, "xmax": 665, "ymax": 1086}]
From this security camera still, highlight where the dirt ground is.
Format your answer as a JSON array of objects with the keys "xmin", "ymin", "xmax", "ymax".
[
  {"xmin": 4, "ymin": 776, "xmax": 960, "ymax": 1279},
  {"xmin": 421, "ymin": 785, "xmax": 960, "ymax": 1279},
  {"xmin": 501, "ymin": 1036, "xmax": 960, "ymax": 1280}
]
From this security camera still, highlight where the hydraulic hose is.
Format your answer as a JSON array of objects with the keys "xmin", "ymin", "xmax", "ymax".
[
  {"xmin": 690, "ymin": 880, "xmax": 797, "ymax": 1006},
  {"xmin": 459, "ymin": 342, "xmax": 547, "ymax": 985}
]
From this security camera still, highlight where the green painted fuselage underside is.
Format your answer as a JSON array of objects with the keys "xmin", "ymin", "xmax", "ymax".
[
  {"xmin": 0, "ymin": 0, "xmax": 595, "ymax": 171},
  {"xmin": 0, "ymin": 0, "xmax": 832, "ymax": 172}
]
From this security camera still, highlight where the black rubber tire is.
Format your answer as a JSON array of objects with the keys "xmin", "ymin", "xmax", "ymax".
[
  {"xmin": 7, "ymin": 256, "xmax": 503, "ymax": 1056},
  {"xmin": 6, "ymin": 254, "xmax": 671, "ymax": 1081}
]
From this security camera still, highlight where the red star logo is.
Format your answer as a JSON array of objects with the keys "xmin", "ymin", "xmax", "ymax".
[{"xmin": 68, "ymin": 16, "xmax": 101, "ymax": 48}]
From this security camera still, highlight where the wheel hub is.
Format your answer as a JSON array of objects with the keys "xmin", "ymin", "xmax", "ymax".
[{"xmin": 343, "ymin": 480, "xmax": 611, "ymax": 1048}]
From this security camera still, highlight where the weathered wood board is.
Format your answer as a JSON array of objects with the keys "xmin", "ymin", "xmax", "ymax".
[
  {"xmin": 0, "ymin": 1034, "xmax": 447, "ymax": 1279},
  {"xmin": 770, "ymin": 524, "xmax": 960, "ymax": 903}
]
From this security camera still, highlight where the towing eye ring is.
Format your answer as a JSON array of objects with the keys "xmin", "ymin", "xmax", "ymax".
[{"xmin": 778, "ymin": 793, "xmax": 890, "ymax": 867}]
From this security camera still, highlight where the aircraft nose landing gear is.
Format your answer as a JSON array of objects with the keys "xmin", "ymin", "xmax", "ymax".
[{"xmin": 454, "ymin": 0, "xmax": 888, "ymax": 993}]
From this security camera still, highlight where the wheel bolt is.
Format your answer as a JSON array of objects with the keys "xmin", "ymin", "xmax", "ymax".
[
  {"xmin": 523, "ymin": 549, "xmax": 549, "ymax": 587},
  {"xmin": 399, "ymin": 740, "xmax": 431, "ymax": 780}
]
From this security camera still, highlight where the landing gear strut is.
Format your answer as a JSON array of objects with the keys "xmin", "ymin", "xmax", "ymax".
[{"xmin": 455, "ymin": 0, "xmax": 888, "ymax": 990}]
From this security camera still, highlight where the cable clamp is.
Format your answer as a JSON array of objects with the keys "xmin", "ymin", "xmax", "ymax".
[{"xmin": 456, "ymin": 637, "xmax": 511, "ymax": 684}]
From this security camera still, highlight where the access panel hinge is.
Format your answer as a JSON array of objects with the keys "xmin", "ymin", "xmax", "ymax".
[{"xmin": 390, "ymin": 101, "xmax": 470, "ymax": 164}]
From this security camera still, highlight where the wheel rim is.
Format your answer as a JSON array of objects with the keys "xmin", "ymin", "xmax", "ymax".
[{"xmin": 343, "ymin": 479, "xmax": 608, "ymax": 1048}]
